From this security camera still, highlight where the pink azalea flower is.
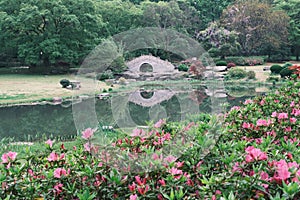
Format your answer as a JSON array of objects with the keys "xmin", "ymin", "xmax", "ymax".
[
  {"xmin": 154, "ymin": 119, "xmax": 166, "ymax": 128},
  {"xmin": 163, "ymin": 133, "xmax": 171, "ymax": 140},
  {"xmin": 176, "ymin": 161, "xmax": 184, "ymax": 168},
  {"xmin": 285, "ymin": 127, "xmax": 292, "ymax": 132},
  {"xmin": 45, "ymin": 139, "xmax": 53, "ymax": 148},
  {"xmin": 232, "ymin": 162, "xmax": 242, "ymax": 173},
  {"xmin": 288, "ymin": 161, "xmax": 299, "ymax": 169},
  {"xmin": 260, "ymin": 171, "xmax": 269, "ymax": 181},
  {"xmin": 292, "ymin": 108, "xmax": 300, "ymax": 116},
  {"xmin": 158, "ymin": 179, "xmax": 166, "ymax": 186},
  {"xmin": 137, "ymin": 185, "xmax": 149, "ymax": 195},
  {"xmin": 164, "ymin": 155, "xmax": 177, "ymax": 163},
  {"xmin": 54, "ymin": 183, "xmax": 63, "ymax": 195},
  {"xmin": 54, "ymin": 168, "xmax": 69, "ymax": 178},
  {"xmin": 84, "ymin": 142, "xmax": 91, "ymax": 152},
  {"xmin": 260, "ymin": 100, "xmax": 265, "ymax": 105},
  {"xmin": 230, "ymin": 106, "xmax": 240, "ymax": 111},
  {"xmin": 272, "ymin": 160, "xmax": 292, "ymax": 183},
  {"xmin": 1, "ymin": 151, "xmax": 17, "ymax": 163},
  {"xmin": 244, "ymin": 99, "xmax": 253, "ymax": 105},
  {"xmin": 242, "ymin": 122, "xmax": 252, "ymax": 129},
  {"xmin": 271, "ymin": 111, "xmax": 277, "ymax": 118},
  {"xmin": 276, "ymin": 166, "xmax": 291, "ymax": 181},
  {"xmin": 256, "ymin": 119, "xmax": 272, "ymax": 126},
  {"xmin": 128, "ymin": 182, "xmax": 136, "ymax": 192},
  {"xmin": 135, "ymin": 176, "xmax": 146, "ymax": 186},
  {"xmin": 278, "ymin": 112, "xmax": 288, "ymax": 119},
  {"xmin": 7, "ymin": 151, "xmax": 17, "ymax": 161},
  {"xmin": 131, "ymin": 128, "xmax": 146, "ymax": 137},
  {"xmin": 82, "ymin": 128, "xmax": 95, "ymax": 140},
  {"xmin": 255, "ymin": 138, "xmax": 263, "ymax": 144},
  {"xmin": 290, "ymin": 117, "xmax": 297, "ymax": 123},
  {"xmin": 168, "ymin": 167, "xmax": 183, "ymax": 175},
  {"xmin": 266, "ymin": 130, "xmax": 276, "ymax": 137},
  {"xmin": 47, "ymin": 152, "xmax": 59, "ymax": 162},
  {"xmin": 215, "ymin": 190, "xmax": 221, "ymax": 195},
  {"xmin": 1, "ymin": 153, "xmax": 8, "ymax": 163},
  {"xmin": 245, "ymin": 146, "xmax": 268, "ymax": 163},
  {"xmin": 152, "ymin": 153, "xmax": 162, "ymax": 161},
  {"xmin": 130, "ymin": 194, "xmax": 138, "ymax": 200},
  {"xmin": 290, "ymin": 101, "xmax": 295, "ymax": 107},
  {"xmin": 292, "ymin": 170, "xmax": 300, "ymax": 182}
]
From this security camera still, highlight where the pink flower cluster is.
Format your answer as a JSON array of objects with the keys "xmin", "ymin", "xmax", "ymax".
[
  {"xmin": 256, "ymin": 119, "xmax": 272, "ymax": 127},
  {"xmin": 1, "ymin": 151, "xmax": 17, "ymax": 164},
  {"xmin": 245, "ymin": 146, "xmax": 268, "ymax": 163},
  {"xmin": 128, "ymin": 176, "xmax": 150, "ymax": 197},
  {"xmin": 269, "ymin": 159, "xmax": 300, "ymax": 184},
  {"xmin": 47, "ymin": 152, "xmax": 65, "ymax": 162},
  {"xmin": 82, "ymin": 128, "xmax": 95, "ymax": 140},
  {"xmin": 54, "ymin": 168, "xmax": 70, "ymax": 178}
]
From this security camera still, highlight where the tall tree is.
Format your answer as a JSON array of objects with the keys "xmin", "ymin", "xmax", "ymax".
[
  {"xmin": 275, "ymin": 0, "xmax": 300, "ymax": 60},
  {"xmin": 196, "ymin": 22, "xmax": 240, "ymax": 59},
  {"xmin": 141, "ymin": 0, "xmax": 201, "ymax": 35},
  {"xmin": 188, "ymin": 0, "xmax": 235, "ymax": 30},
  {"xmin": 0, "ymin": 0, "xmax": 103, "ymax": 67},
  {"xmin": 221, "ymin": 0, "xmax": 290, "ymax": 56},
  {"xmin": 97, "ymin": 0, "xmax": 142, "ymax": 37}
]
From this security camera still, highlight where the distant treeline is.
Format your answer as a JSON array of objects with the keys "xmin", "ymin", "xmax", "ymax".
[{"xmin": 0, "ymin": 0, "xmax": 299, "ymax": 69}]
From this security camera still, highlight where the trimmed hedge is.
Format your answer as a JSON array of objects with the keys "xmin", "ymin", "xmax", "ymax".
[
  {"xmin": 59, "ymin": 79, "xmax": 70, "ymax": 88},
  {"xmin": 215, "ymin": 61, "xmax": 227, "ymax": 66},
  {"xmin": 280, "ymin": 67, "xmax": 293, "ymax": 78},
  {"xmin": 177, "ymin": 64, "xmax": 189, "ymax": 72},
  {"xmin": 270, "ymin": 64, "xmax": 283, "ymax": 74}
]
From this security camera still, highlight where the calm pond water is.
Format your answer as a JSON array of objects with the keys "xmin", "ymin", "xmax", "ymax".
[{"xmin": 0, "ymin": 84, "xmax": 271, "ymax": 141}]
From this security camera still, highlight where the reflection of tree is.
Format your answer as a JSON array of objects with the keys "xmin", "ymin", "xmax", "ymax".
[{"xmin": 189, "ymin": 89, "xmax": 208, "ymax": 105}]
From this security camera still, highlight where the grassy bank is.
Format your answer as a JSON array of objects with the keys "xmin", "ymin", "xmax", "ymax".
[{"xmin": 0, "ymin": 74, "xmax": 113, "ymax": 105}]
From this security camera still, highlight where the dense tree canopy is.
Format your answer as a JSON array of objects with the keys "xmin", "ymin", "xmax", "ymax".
[
  {"xmin": 0, "ymin": 0, "xmax": 299, "ymax": 69},
  {"xmin": 220, "ymin": 0, "xmax": 290, "ymax": 56},
  {"xmin": 196, "ymin": 22, "xmax": 240, "ymax": 59},
  {"xmin": 0, "ymin": 0, "xmax": 103, "ymax": 67},
  {"xmin": 275, "ymin": 0, "xmax": 300, "ymax": 60}
]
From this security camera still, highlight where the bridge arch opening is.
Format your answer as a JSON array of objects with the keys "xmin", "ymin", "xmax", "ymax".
[
  {"xmin": 140, "ymin": 91, "xmax": 154, "ymax": 99},
  {"xmin": 139, "ymin": 63, "xmax": 153, "ymax": 72}
]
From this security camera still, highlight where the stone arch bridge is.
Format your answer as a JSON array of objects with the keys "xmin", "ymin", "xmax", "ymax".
[{"xmin": 126, "ymin": 55, "xmax": 175, "ymax": 73}]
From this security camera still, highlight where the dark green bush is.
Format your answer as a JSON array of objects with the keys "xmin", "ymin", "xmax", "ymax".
[
  {"xmin": 247, "ymin": 71, "xmax": 256, "ymax": 79},
  {"xmin": 102, "ymin": 89, "xmax": 107, "ymax": 93},
  {"xmin": 270, "ymin": 64, "xmax": 283, "ymax": 74},
  {"xmin": 216, "ymin": 61, "xmax": 227, "ymax": 66},
  {"xmin": 282, "ymin": 62, "xmax": 293, "ymax": 68},
  {"xmin": 59, "ymin": 79, "xmax": 70, "ymax": 88},
  {"xmin": 224, "ymin": 68, "xmax": 247, "ymax": 80},
  {"xmin": 177, "ymin": 64, "xmax": 189, "ymax": 72},
  {"xmin": 108, "ymin": 88, "xmax": 113, "ymax": 92},
  {"xmin": 280, "ymin": 67, "xmax": 293, "ymax": 78}
]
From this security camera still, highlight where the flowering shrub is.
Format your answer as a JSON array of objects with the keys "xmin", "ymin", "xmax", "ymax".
[
  {"xmin": 1, "ymin": 79, "xmax": 300, "ymax": 199},
  {"xmin": 227, "ymin": 62, "xmax": 236, "ymax": 69}
]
